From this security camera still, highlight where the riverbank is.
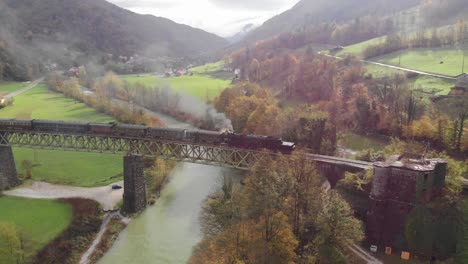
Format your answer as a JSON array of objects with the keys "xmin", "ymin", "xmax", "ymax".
[
  {"xmin": 33, "ymin": 198, "xmax": 102, "ymax": 264},
  {"xmin": 97, "ymin": 163, "xmax": 242, "ymax": 264},
  {"xmin": 79, "ymin": 212, "xmax": 128, "ymax": 264}
]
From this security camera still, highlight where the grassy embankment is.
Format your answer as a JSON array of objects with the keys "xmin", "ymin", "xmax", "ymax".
[
  {"xmin": 0, "ymin": 84, "xmax": 122, "ymax": 187},
  {"xmin": 0, "ymin": 196, "xmax": 72, "ymax": 261},
  {"xmin": 122, "ymin": 62, "xmax": 232, "ymax": 102},
  {"xmin": 0, "ymin": 82, "xmax": 29, "ymax": 95}
]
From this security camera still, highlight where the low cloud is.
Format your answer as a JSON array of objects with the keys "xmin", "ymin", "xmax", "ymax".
[
  {"xmin": 208, "ymin": 0, "xmax": 295, "ymax": 11},
  {"xmin": 107, "ymin": 0, "xmax": 299, "ymax": 36}
]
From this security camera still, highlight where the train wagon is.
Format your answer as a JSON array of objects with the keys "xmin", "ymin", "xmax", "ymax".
[
  {"xmin": 146, "ymin": 127, "xmax": 187, "ymax": 141},
  {"xmin": 186, "ymin": 130, "xmax": 223, "ymax": 145},
  {"xmin": 32, "ymin": 120, "xmax": 89, "ymax": 134},
  {"xmin": 112, "ymin": 124, "xmax": 147, "ymax": 138},
  {"xmin": 89, "ymin": 123, "xmax": 114, "ymax": 135},
  {"xmin": 0, "ymin": 118, "xmax": 33, "ymax": 131}
]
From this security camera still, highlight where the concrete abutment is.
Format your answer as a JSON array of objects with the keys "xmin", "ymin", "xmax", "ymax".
[{"xmin": 122, "ymin": 155, "xmax": 147, "ymax": 214}]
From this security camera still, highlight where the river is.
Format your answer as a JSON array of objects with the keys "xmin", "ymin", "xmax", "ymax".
[{"xmin": 98, "ymin": 114, "xmax": 240, "ymax": 264}]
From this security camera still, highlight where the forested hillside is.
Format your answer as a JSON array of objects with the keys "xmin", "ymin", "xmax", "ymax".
[
  {"xmin": 239, "ymin": 0, "xmax": 420, "ymax": 46},
  {"xmin": 0, "ymin": 0, "xmax": 226, "ymax": 81}
]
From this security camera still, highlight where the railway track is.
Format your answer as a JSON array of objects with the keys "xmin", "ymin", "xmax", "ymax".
[{"xmin": 307, "ymin": 154, "xmax": 373, "ymax": 169}]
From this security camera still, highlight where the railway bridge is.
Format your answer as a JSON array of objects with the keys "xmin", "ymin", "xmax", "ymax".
[{"xmin": 0, "ymin": 120, "xmax": 372, "ymax": 213}]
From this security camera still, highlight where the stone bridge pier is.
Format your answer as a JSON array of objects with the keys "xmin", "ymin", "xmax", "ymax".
[
  {"xmin": 0, "ymin": 145, "xmax": 19, "ymax": 190},
  {"xmin": 122, "ymin": 155, "xmax": 147, "ymax": 214}
]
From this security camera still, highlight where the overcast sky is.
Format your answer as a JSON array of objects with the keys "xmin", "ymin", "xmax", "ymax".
[{"xmin": 107, "ymin": 0, "xmax": 300, "ymax": 37}]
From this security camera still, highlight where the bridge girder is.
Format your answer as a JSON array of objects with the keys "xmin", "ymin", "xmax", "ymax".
[{"xmin": 0, "ymin": 131, "xmax": 274, "ymax": 170}]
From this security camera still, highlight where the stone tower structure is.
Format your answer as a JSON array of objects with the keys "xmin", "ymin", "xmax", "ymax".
[{"xmin": 366, "ymin": 153, "xmax": 447, "ymax": 248}]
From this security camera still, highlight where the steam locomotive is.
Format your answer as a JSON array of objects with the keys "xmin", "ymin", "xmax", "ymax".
[{"xmin": 0, "ymin": 119, "xmax": 295, "ymax": 153}]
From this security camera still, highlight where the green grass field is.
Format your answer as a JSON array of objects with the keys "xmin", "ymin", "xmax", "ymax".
[
  {"xmin": 122, "ymin": 74, "xmax": 231, "ymax": 101},
  {"xmin": 0, "ymin": 196, "xmax": 72, "ymax": 261},
  {"xmin": 0, "ymin": 82, "xmax": 29, "ymax": 95},
  {"xmin": 412, "ymin": 75, "xmax": 455, "ymax": 96},
  {"xmin": 365, "ymin": 63, "xmax": 405, "ymax": 78},
  {"xmin": 365, "ymin": 63, "xmax": 455, "ymax": 96},
  {"xmin": 190, "ymin": 61, "xmax": 225, "ymax": 73},
  {"xmin": 336, "ymin": 36, "xmax": 386, "ymax": 57},
  {"xmin": 0, "ymin": 84, "xmax": 122, "ymax": 187},
  {"xmin": 373, "ymin": 48, "xmax": 467, "ymax": 77}
]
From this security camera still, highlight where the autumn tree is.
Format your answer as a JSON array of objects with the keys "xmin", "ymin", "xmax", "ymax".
[
  {"xmin": 283, "ymin": 106, "xmax": 336, "ymax": 154},
  {"xmin": 311, "ymin": 191, "xmax": 364, "ymax": 261},
  {"xmin": 244, "ymin": 102, "xmax": 283, "ymax": 136},
  {"xmin": 276, "ymin": 152, "xmax": 323, "ymax": 239},
  {"xmin": 436, "ymin": 96, "xmax": 468, "ymax": 151},
  {"xmin": 20, "ymin": 160, "xmax": 33, "ymax": 179},
  {"xmin": 226, "ymin": 96, "xmax": 262, "ymax": 132},
  {"xmin": 0, "ymin": 222, "xmax": 23, "ymax": 264},
  {"xmin": 191, "ymin": 212, "xmax": 298, "ymax": 264}
]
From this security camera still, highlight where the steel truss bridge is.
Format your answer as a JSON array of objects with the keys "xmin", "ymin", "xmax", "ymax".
[
  {"xmin": 0, "ymin": 129, "xmax": 374, "ymax": 171},
  {"xmin": 0, "ymin": 124, "xmax": 377, "ymax": 213},
  {"xmin": 0, "ymin": 130, "xmax": 278, "ymax": 170}
]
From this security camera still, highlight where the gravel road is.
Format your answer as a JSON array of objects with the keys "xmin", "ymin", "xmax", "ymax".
[{"xmin": 4, "ymin": 181, "xmax": 124, "ymax": 211}]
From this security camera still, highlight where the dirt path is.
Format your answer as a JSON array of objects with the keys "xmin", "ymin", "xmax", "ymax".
[
  {"xmin": 4, "ymin": 77, "xmax": 45, "ymax": 99},
  {"xmin": 4, "ymin": 181, "xmax": 124, "ymax": 211},
  {"xmin": 79, "ymin": 212, "xmax": 118, "ymax": 264},
  {"xmin": 319, "ymin": 52, "xmax": 457, "ymax": 80},
  {"xmin": 347, "ymin": 244, "xmax": 383, "ymax": 264}
]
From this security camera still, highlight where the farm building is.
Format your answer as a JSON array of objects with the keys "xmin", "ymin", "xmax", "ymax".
[
  {"xmin": 456, "ymin": 73, "xmax": 468, "ymax": 88},
  {"xmin": 451, "ymin": 73, "xmax": 468, "ymax": 95}
]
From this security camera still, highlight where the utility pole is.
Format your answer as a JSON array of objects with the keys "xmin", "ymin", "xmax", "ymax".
[{"xmin": 463, "ymin": 50, "xmax": 465, "ymax": 74}]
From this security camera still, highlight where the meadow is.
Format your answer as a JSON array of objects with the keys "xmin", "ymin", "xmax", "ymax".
[
  {"xmin": 0, "ymin": 196, "xmax": 72, "ymax": 261},
  {"xmin": 0, "ymin": 84, "xmax": 122, "ymax": 187},
  {"xmin": 190, "ymin": 61, "xmax": 225, "ymax": 73},
  {"xmin": 335, "ymin": 36, "xmax": 385, "ymax": 57},
  {"xmin": 335, "ymin": 32, "xmax": 466, "ymax": 77},
  {"xmin": 365, "ymin": 63, "xmax": 455, "ymax": 96},
  {"xmin": 374, "ymin": 48, "xmax": 467, "ymax": 77},
  {"xmin": 122, "ymin": 74, "xmax": 231, "ymax": 101},
  {"xmin": 0, "ymin": 82, "xmax": 29, "ymax": 95}
]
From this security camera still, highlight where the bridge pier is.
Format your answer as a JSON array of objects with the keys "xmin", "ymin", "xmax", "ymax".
[
  {"xmin": 315, "ymin": 162, "xmax": 346, "ymax": 187},
  {"xmin": 122, "ymin": 155, "xmax": 147, "ymax": 214},
  {"xmin": 0, "ymin": 145, "xmax": 19, "ymax": 190}
]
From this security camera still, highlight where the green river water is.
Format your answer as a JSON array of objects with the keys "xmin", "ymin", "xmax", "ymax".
[
  {"xmin": 98, "ymin": 112, "xmax": 239, "ymax": 263},
  {"xmin": 98, "ymin": 163, "xmax": 236, "ymax": 264}
]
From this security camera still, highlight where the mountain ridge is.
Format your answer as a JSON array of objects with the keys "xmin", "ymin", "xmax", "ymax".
[
  {"xmin": 239, "ymin": 0, "xmax": 421, "ymax": 46},
  {"xmin": 0, "ymin": 0, "xmax": 227, "ymax": 80}
]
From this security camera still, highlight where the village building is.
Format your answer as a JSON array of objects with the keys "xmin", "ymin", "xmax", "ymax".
[{"xmin": 67, "ymin": 67, "xmax": 81, "ymax": 77}]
